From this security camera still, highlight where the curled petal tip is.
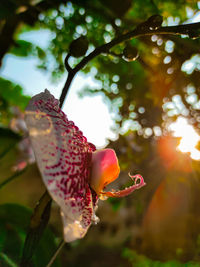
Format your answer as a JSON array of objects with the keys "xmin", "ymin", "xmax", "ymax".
[{"xmin": 100, "ymin": 174, "xmax": 145, "ymax": 198}]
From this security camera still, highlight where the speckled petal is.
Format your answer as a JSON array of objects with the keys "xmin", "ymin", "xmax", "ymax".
[{"xmin": 25, "ymin": 89, "xmax": 96, "ymax": 242}]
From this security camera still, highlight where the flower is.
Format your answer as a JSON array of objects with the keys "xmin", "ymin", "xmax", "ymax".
[{"xmin": 25, "ymin": 89, "xmax": 145, "ymax": 242}]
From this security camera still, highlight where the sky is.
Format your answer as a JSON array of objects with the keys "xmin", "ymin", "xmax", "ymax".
[{"xmin": 0, "ymin": 30, "xmax": 117, "ymax": 148}]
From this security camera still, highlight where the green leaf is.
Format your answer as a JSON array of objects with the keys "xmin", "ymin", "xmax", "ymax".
[
  {"xmin": 0, "ymin": 203, "xmax": 61, "ymax": 267},
  {"xmin": 9, "ymin": 40, "xmax": 46, "ymax": 60},
  {"xmin": 21, "ymin": 198, "xmax": 52, "ymax": 267},
  {"xmin": 0, "ymin": 77, "xmax": 30, "ymax": 111},
  {"xmin": 9, "ymin": 40, "xmax": 34, "ymax": 57},
  {"xmin": 36, "ymin": 46, "xmax": 46, "ymax": 59},
  {"xmin": 122, "ymin": 248, "xmax": 200, "ymax": 266},
  {"xmin": 0, "ymin": 252, "xmax": 18, "ymax": 267}
]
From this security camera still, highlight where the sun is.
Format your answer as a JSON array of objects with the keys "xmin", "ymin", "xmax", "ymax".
[{"xmin": 169, "ymin": 117, "xmax": 200, "ymax": 160}]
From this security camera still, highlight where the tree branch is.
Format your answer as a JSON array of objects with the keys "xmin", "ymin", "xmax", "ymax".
[{"xmin": 59, "ymin": 21, "xmax": 200, "ymax": 107}]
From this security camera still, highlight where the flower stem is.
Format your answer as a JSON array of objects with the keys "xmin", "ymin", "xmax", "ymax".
[
  {"xmin": 0, "ymin": 168, "xmax": 27, "ymax": 190},
  {"xmin": 59, "ymin": 21, "xmax": 200, "ymax": 105},
  {"xmin": 20, "ymin": 192, "xmax": 52, "ymax": 267},
  {"xmin": 46, "ymin": 240, "xmax": 65, "ymax": 267}
]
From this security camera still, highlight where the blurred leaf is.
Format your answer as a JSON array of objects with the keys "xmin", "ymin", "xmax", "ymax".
[
  {"xmin": 0, "ymin": 222, "xmax": 6, "ymax": 251},
  {"xmin": 36, "ymin": 46, "xmax": 46, "ymax": 59},
  {"xmin": 122, "ymin": 248, "xmax": 200, "ymax": 266},
  {"xmin": 9, "ymin": 39, "xmax": 46, "ymax": 60},
  {"xmin": 107, "ymin": 197, "xmax": 123, "ymax": 211},
  {"xmin": 9, "ymin": 40, "xmax": 34, "ymax": 57},
  {"xmin": 0, "ymin": 77, "xmax": 30, "ymax": 111},
  {"xmin": 21, "ymin": 192, "xmax": 53, "ymax": 267},
  {"xmin": 0, "ymin": 203, "xmax": 61, "ymax": 267},
  {"xmin": 0, "ymin": 252, "xmax": 18, "ymax": 267},
  {"xmin": 0, "ymin": 127, "xmax": 21, "ymax": 159}
]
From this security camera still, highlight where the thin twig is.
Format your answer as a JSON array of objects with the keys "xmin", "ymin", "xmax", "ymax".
[
  {"xmin": 64, "ymin": 53, "xmax": 72, "ymax": 73},
  {"xmin": 46, "ymin": 240, "xmax": 65, "ymax": 267},
  {"xmin": 74, "ymin": 22, "xmax": 200, "ymax": 73},
  {"xmin": 0, "ymin": 168, "xmax": 27, "ymax": 190},
  {"xmin": 30, "ymin": 191, "xmax": 51, "ymax": 228},
  {"xmin": 59, "ymin": 21, "xmax": 200, "ymax": 107},
  {"xmin": 59, "ymin": 71, "xmax": 75, "ymax": 108}
]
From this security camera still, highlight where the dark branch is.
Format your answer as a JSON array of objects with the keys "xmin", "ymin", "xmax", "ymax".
[
  {"xmin": 59, "ymin": 21, "xmax": 200, "ymax": 107},
  {"xmin": 59, "ymin": 72, "xmax": 75, "ymax": 108},
  {"xmin": 64, "ymin": 53, "xmax": 72, "ymax": 73}
]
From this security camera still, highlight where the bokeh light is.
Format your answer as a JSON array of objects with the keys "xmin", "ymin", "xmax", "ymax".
[{"xmin": 169, "ymin": 116, "xmax": 200, "ymax": 160}]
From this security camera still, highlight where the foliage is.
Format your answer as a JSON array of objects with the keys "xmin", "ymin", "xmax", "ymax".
[
  {"xmin": 122, "ymin": 248, "xmax": 200, "ymax": 267},
  {"xmin": 9, "ymin": 40, "xmax": 46, "ymax": 59},
  {"xmin": 0, "ymin": 203, "xmax": 61, "ymax": 267},
  {"xmin": 0, "ymin": 77, "xmax": 30, "ymax": 125},
  {"xmin": 27, "ymin": 0, "xmax": 200, "ymax": 139}
]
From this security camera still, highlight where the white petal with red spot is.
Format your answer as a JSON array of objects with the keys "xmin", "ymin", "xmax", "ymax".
[{"xmin": 25, "ymin": 89, "xmax": 96, "ymax": 242}]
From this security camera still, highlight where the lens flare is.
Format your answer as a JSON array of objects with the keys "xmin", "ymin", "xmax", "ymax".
[{"xmin": 169, "ymin": 117, "xmax": 200, "ymax": 160}]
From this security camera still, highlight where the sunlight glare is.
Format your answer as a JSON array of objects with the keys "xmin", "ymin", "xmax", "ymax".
[{"xmin": 169, "ymin": 117, "xmax": 200, "ymax": 160}]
